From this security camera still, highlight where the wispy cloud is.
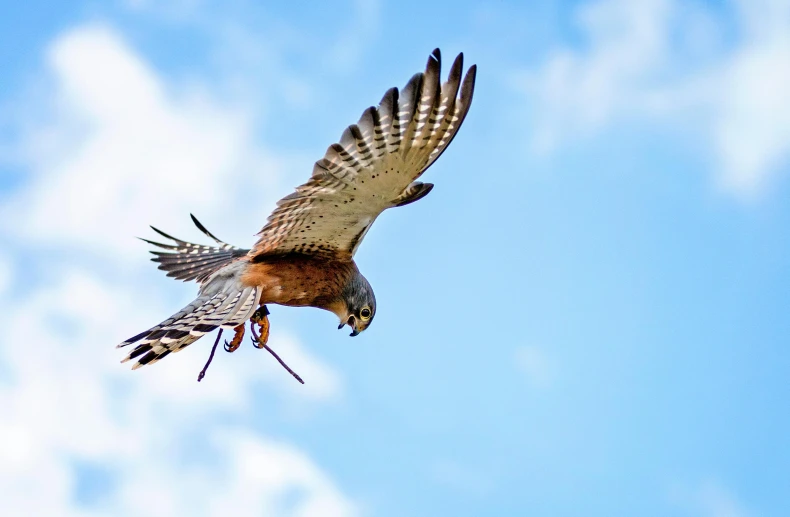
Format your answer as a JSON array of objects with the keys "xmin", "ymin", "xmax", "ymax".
[{"xmin": 520, "ymin": 0, "xmax": 790, "ymax": 198}]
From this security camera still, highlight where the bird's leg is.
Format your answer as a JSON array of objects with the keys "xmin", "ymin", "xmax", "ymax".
[
  {"xmin": 224, "ymin": 323, "xmax": 245, "ymax": 353},
  {"xmin": 249, "ymin": 305, "xmax": 270, "ymax": 349}
]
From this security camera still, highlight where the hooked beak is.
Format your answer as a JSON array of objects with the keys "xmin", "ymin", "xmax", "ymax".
[{"xmin": 338, "ymin": 315, "xmax": 360, "ymax": 336}]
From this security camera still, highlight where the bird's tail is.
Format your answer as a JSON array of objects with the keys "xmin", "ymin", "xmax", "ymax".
[
  {"xmin": 142, "ymin": 214, "xmax": 250, "ymax": 284},
  {"xmin": 117, "ymin": 264, "xmax": 260, "ymax": 369}
]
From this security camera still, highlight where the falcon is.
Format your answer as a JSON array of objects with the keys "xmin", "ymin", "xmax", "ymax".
[{"xmin": 117, "ymin": 49, "xmax": 476, "ymax": 381}]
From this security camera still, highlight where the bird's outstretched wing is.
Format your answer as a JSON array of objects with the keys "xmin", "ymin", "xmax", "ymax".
[{"xmin": 249, "ymin": 49, "xmax": 476, "ymax": 261}]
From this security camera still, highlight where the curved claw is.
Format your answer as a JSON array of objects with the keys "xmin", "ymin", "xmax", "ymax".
[
  {"xmin": 247, "ymin": 304, "xmax": 271, "ymax": 350},
  {"xmin": 224, "ymin": 324, "xmax": 245, "ymax": 353},
  {"xmin": 250, "ymin": 335, "xmax": 265, "ymax": 349}
]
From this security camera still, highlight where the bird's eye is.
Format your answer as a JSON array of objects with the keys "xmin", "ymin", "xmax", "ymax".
[{"xmin": 360, "ymin": 307, "xmax": 372, "ymax": 320}]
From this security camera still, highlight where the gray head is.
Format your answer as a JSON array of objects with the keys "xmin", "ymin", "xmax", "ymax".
[{"xmin": 335, "ymin": 271, "xmax": 376, "ymax": 336}]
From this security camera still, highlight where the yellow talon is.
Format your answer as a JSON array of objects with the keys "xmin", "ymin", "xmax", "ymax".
[{"xmin": 250, "ymin": 305, "xmax": 270, "ymax": 349}]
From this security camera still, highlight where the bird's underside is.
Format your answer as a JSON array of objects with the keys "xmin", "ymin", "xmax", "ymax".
[{"xmin": 117, "ymin": 48, "xmax": 477, "ymax": 382}]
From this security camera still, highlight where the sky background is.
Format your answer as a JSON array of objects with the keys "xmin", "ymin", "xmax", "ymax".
[{"xmin": 0, "ymin": 0, "xmax": 788, "ymax": 516}]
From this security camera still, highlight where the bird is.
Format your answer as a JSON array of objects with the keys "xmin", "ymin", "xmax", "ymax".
[{"xmin": 117, "ymin": 49, "xmax": 477, "ymax": 380}]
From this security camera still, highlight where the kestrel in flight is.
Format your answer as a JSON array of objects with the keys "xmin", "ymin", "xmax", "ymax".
[{"xmin": 117, "ymin": 49, "xmax": 476, "ymax": 380}]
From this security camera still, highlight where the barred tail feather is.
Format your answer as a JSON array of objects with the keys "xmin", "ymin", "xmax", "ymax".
[
  {"xmin": 118, "ymin": 268, "xmax": 260, "ymax": 369},
  {"xmin": 142, "ymin": 214, "xmax": 250, "ymax": 284}
]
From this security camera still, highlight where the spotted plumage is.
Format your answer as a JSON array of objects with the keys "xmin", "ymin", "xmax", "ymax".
[{"xmin": 118, "ymin": 49, "xmax": 476, "ymax": 372}]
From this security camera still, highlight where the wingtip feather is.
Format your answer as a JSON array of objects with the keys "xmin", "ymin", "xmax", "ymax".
[
  {"xmin": 460, "ymin": 64, "xmax": 477, "ymax": 107},
  {"xmin": 149, "ymin": 225, "xmax": 185, "ymax": 244},
  {"xmin": 448, "ymin": 53, "xmax": 464, "ymax": 86},
  {"xmin": 190, "ymin": 214, "xmax": 224, "ymax": 244}
]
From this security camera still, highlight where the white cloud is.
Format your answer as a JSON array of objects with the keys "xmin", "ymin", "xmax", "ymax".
[
  {"xmin": 523, "ymin": 0, "xmax": 675, "ymax": 152},
  {"xmin": 201, "ymin": 431, "xmax": 357, "ymax": 517},
  {"xmin": 514, "ymin": 345, "xmax": 556, "ymax": 388},
  {"xmin": 713, "ymin": 1, "xmax": 790, "ymax": 195},
  {"xmin": 0, "ymin": 267, "xmax": 356, "ymax": 517},
  {"xmin": 522, "ymin": 0, "xmax": 790, "ymax": 198},
  {"xmin": 0, "ymin": 23, "xmax": 354, "ymax": 516},
  {"xmin": 1, "ymin": 24, "xmax": 281, "ymax": 258},
  {"xmin": 110, "ymin": 429, "xmax": 358, "ymax": 517}
]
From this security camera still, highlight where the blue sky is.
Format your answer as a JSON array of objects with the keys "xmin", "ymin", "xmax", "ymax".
[{"xmin": 0, "ymin": 0, "xmax": 788, "ymax": 516}]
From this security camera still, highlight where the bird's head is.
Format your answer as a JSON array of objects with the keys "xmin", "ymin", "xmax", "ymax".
[{"xmin": 333, "ymin": 272, "xmax": 376, "ymax": 336}]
